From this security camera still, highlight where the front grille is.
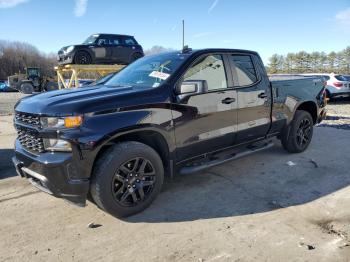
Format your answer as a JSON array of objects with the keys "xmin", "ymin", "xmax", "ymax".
[
  {"xmin": 15, "ymin": 112, "xmax": 44, "ymax": 153},
  {"xmin": 17, "ymin": 129, "xmax": 45, "ymax": 153},
  {"xmin": 15, "ymin": 112, "xmax": 41, "ymax": 127}
]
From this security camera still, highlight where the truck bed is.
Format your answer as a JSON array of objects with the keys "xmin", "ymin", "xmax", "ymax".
[{"xmin": 269, "ymin": 74, "xmax": 324, "ymax": 98}]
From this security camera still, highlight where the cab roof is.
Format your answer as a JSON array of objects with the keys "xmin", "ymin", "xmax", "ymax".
[
  {"xmin": 160, "ymin": 48, "xmax": 259, "ymax": 57},
  {"xmin": 92, "ymin": 33, "xmax": 134, "ymax": 38}
]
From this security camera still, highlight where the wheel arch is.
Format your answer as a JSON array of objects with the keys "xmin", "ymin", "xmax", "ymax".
[
  {"xmin": 295, "ymin": 101, "xmax": 318, "ymax": 124},
  {"xmin": 91, "ymin": 128, "xmax": 172, "ymax": 178},
  {"xmin": 20, "ymin": 80, "xmax": 34, "ymax": 85}
]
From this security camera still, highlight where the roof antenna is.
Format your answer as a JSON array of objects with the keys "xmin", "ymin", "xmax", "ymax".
[
  {"xmin": 181, "ymin": 20, "xmax": 192, "ymax": 53},
  {"xmin": 182, "ymin": 19, "xmax": 185, "ymax": 49}
]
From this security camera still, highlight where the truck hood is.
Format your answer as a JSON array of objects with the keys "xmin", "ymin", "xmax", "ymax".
[{"xmin": 15, "ymin": 85, "xmax": 148, "ymax": 116}]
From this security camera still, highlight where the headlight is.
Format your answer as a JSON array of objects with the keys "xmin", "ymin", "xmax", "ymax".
[
  {"xmin": 43, "ymin": 138, "xmax": 72, "ymax": 152},
  {"xmin": 65, "ymin": 45, "xmax": 75, "ymax": 53},
  {"xmin": 41, "ymin": 116, "xmax": 83, "ymax": 129}
]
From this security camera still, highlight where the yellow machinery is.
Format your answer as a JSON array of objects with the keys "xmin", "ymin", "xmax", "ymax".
[{"xmin": 55, "ymin": 64, "xmax": 125, "ymax": 89}]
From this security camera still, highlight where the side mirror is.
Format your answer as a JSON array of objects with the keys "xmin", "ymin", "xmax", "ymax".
[{"xmin": 176, "ymin": 80, "xmax": 208, "ymax": 100}]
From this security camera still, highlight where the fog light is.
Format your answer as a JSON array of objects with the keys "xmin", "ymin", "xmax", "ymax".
[{"xmin": 43, "ymin": 138, "xmax": 72, "ymax": 152}]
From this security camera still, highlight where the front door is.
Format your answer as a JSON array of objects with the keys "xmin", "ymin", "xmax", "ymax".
[
  {"xmin": 172, "ymin": 54, "xmax": 238, "ymax": 161},
  {"xmin": 94, "ymin": 36, "xmax": 114, "ymax": 63}
]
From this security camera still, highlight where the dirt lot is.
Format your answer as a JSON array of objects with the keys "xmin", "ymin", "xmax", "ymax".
[
  {"xmin": 0, "ymin": 93, "xmax": 350, "ymax": 261},
  {"xmin": 0, "ymin": 92, "xmax": 28, "ymax": 115}
]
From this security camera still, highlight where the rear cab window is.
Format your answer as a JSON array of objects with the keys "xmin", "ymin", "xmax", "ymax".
[{"xmin": 230, "ymin": 55, "xmax": 258, "ymax": 86}]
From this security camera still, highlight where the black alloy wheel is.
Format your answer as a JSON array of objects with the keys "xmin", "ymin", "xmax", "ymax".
[
  {"xmin": 112, "ymin": 157, "xmax": 156, "ymax": 207},
  {"xmin": 74, "ymin": 51, "xmax": 91, "ymax": 64},
  {"xmin": 281, "ymin": 110, "xmax": 314, "ymax": 153},
  {"xmin": 90, "ymin": 141, "xmax": 164, "ymax": 218},
  {"xmin": 296, "ymin": 118, "xmax": 312, "ymax": 147}
]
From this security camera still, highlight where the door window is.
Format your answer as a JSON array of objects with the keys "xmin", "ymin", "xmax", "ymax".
[
  {"xmin": 230, "ymin": 55, "xmax": 258, "ymax": 86},
  {"xmin": 97, "ymin": 37, "xmax": 108, "ymax": 45},
  {"xmin": 183, "ymin": 54, "xmax": 228, "ymax": 91},
  {"xmin": 109, "ymin": 36, "xmax": 121, "ymax": 45},
  {"xmin": 124, "ymin": 37, "xmax": 136, "ymax": 45}
]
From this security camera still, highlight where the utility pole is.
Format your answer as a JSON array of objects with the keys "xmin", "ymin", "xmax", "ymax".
[{"xmin": 182, "ymin": 19, "xmax": 185, "ymax": 49}]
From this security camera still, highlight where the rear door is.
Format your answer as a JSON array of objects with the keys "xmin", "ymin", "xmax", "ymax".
[
  {"xmin": 173, "ymin": 53, "xmax": 238, "ymax": 161},
  {"xmin": 228, "ymin": 53, "xmax": 271, "ymax": 143},
  {"xmin": 119, "ymin": 36, "xmax": 138, "ymax": 63},
  {"xmin": 108, "ymin": 35, "xmax": 123, "ymax": 63}
]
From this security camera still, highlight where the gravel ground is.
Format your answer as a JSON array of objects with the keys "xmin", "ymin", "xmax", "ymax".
[
  {"xmin": 0, "ymin": 92, "xmax": 28, "ymax": 115},
  {"xmin": 318, "ymin": 99, "xmax": 350, "ymax": 130}
]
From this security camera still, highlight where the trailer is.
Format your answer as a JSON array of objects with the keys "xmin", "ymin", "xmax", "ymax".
[{"xmin": 55, "ymin": 64, "xmax": 125, "ymax": 89}]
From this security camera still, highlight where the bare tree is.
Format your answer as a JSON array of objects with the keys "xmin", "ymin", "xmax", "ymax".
[{"xmin": 0, "ymin": 40, "xmax": 56, "ymax": 79}]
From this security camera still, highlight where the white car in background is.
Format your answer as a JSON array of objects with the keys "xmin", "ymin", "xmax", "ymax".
[{"xmin": 302, "ymin": 73, "xmax": 350, "ymax": 99}]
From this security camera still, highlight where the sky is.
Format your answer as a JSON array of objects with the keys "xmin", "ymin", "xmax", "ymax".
[{"xmin": 0, "ymin": 0, "xmax": 350, "ymax": 64}]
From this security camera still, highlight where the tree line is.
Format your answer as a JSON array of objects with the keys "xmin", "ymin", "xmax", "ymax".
[{"xmin": 266, "ymin": 46, "xmax": 350, "ymax": 75}]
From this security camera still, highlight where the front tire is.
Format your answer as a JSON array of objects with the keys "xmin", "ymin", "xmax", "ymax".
[
  {"xmin": 90, "ymin": 141, "xmax": 164, "ymax": 218},
  {"xmin": 20, "ymin": 83, "xmax": 34, "ymax": 94},
  {"xmin": 281, "ymin": 110, "xmax": 314, "ymax": 153},
  {"xmin": 45, "ymin": 81, "xmax": 58, "ymax": 92},
  {"xmin": 74, "ymin": 51, "xmax": 92, "ymax": 64}
]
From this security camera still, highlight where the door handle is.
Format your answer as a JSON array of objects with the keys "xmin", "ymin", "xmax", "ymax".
[
  {"xmin": 258, "ymin": 92, "xmax": 268, "ymax": 99},
  {"xmin": 221, "ymin": 97, "xmax": 236, "ymax": 104}
]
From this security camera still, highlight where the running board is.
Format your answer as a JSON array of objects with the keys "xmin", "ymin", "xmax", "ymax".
[{"xmin": 179, "ymin": 141, "xmax": 274, "ymax": 175}]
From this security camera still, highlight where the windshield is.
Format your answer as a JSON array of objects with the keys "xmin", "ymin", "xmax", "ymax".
[
  {"xmin": 105, "ymin": 52, "xmax": 188, "ymax": 88},
  {"xmin": 83, "ymin": 34, "xmax": 99, "ymax": 44},
  {"xmin": 27, "ymin": 68, "xmax": 39, "ymax": 77}
]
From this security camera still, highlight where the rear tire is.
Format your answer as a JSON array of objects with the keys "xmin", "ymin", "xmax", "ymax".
[
  {"xmin": 131, "ymin": 52, "xmax": 143, "ymax": 63},
  {"xmin": 90, "ymin": 141, "xmax": 164, "ymax": 218},
  {"xmin": 281, "ymin": 110, "xmax": 314, "ymax": 153},
  {"xmin": 74, "ymin": 51, "xmax": 92, "ymax": 64},
  {"xmin": 45, "ymin": 81, "xmax": 58, "ymax": 92},
  {"xmin": 20, "ymin": 83, "xmax": 34, "ymax": 94}
]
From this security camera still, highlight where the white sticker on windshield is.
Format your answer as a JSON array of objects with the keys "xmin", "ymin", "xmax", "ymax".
[{"xmin": 149, "ymin": 71, "xmax": 170, "ymax": 80}]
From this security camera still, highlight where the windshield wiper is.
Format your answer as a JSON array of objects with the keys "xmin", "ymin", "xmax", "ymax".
[{"xmin": 107, "ymin": 84, "xmax": 133, "ymax": 88}]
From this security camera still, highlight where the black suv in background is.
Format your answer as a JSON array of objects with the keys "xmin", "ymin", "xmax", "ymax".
[{"xmin": 57, "ymin": 34, "xmax": 144, "ymax": 65}]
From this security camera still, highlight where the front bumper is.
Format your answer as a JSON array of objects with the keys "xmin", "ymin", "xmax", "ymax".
[
  {"xmin": 329, "ymin": 91, "xmax": 350, "ymax": 98},
  {"xmin": 57, "ymin": 53, "xmax": 74, "ymax": 65},
  {"xmin": 12, "ymin": 140, "xmax": 89, "ymax": 206},
  {"xmin": 327, "ymin": 86, "xmax": 350, "ymax": 97}
]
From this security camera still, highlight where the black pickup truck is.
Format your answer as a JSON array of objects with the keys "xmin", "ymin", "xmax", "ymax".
[{"xmin": 12, "ymin": 48, "xmax": 327, "ymax": 217}]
